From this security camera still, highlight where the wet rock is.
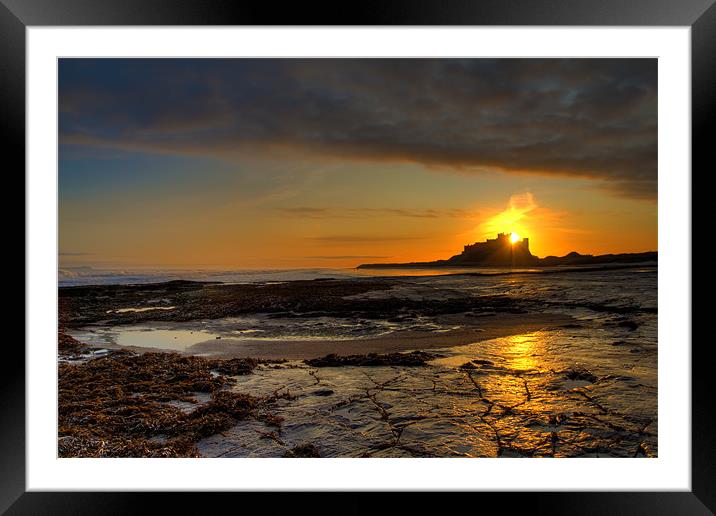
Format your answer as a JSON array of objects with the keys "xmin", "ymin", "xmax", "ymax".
[
  {"xmin": 564, "ymin": 367, "xmax": 598, "ymax": 383},
  {"xmin": 305, "ymin": 351, "xmax": 438, "ymax": 368},
  {"xmin": 313, "ymin": 389, "xmax": 334, "ymax": 397},
  {"xmin": 283, "ymin": 443, "xmax": 321, "ymax": 458},
  {"xmin": 459, "ymin": 362, "xmax": 478, "ymax": 370},
  {"xmin": 191, "ymin": 342, "xmax": 656, "ymax": 458}
]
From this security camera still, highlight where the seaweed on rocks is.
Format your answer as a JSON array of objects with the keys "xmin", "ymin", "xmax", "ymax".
[
  {"xmin": 211, "ymin": 357, "xmax": 258, "ymax": 376},
  {"xmin": 304, "ymin": 350, "xmax": 439, "ymax": 368},
  {"xmin": 58, "ymin": 331, "xmax": 90, "ymax": 357},
  {"xmin": 58, "ymin": 345, "xmax": 285, "ymax": 457}
]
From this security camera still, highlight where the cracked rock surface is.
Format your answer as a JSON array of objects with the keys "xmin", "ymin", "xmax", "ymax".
[{"xmin": 198, "ymin": 323, "xmax": 656, "ymax": 458}]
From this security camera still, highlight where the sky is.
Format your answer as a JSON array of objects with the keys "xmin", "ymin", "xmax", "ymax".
[{"xmin": 59, "ymin": 58, "xmax": 657, "ymax": 269}]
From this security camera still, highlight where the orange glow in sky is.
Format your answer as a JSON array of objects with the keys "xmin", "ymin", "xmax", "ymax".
[
  {"xmin": 478, "ymin": 192, "xmax": 535, "ymax": 242},
  {"xmin": 58, "ymin": 58, "xmax": 657, "ymax": 270}
]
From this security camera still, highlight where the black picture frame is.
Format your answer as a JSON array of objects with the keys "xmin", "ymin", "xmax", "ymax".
[{"xmin": 6, "ymin": 0, "xmax": 712, "ymax": 513}]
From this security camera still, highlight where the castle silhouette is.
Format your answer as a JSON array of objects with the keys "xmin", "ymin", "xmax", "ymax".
[
  {"xmin": 450, "ymin": 232, "xmax": 536, "ymax": 265},
  {"xmin": 357, "ymin": 233, "xmax": 657, "ymax": 269}
]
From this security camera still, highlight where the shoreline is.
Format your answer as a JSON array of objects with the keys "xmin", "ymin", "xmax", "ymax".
[{"xmin": 76, "ymin": 312, "xmax": 574, "ymax": 360}]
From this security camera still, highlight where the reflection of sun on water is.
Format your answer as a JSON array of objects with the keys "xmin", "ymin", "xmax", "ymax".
[
  {"xmin": 504, "ymin": 332, "xmax": 541, "ymax": 372},
  {"xmin": 477, "ymin": 331, "xmax": 549, "ymax": 412}
]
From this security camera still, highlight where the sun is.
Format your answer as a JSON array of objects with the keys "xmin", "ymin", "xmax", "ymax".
[{"xmin": 510, "ymin": 232, "xmax": 521, "ymax": 244}]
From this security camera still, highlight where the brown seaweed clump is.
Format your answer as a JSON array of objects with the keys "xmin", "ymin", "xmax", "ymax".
[
  {"xmin": 58, "ymin": 331, "xmax": 89, "ymax": 357},
  {"xmin": 58, "ymin": 343, "xmax": 281, "ymax": 458},
  {"xmin": 304, "ymin": 350, "xmax": 438, "ymax": 368},
  {"xmin": 211, "ymin": 357, "xmax": 258, "ymax": 375}
]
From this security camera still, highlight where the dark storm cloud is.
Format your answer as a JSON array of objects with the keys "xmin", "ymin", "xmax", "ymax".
[{"xmin": 59, "ymin": 58, "xmax": 657, "ymax": 198}]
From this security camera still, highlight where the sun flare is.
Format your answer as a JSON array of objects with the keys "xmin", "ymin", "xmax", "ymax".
[{"xmin": 510, "ymin": 232, "xmax": 521, "ymax": 244}]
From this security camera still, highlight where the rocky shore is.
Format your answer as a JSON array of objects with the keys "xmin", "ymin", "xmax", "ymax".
[
  {"xmin": 59, "ymin": 278, "xmax": 530, "ymax": 328},
  {"xmin": 58, "ymin": 272, "xmax": 657, "ymax": 458},
  {"xmin": 59, "ymin": 329, "xmax": 657, "ymax": 458}
]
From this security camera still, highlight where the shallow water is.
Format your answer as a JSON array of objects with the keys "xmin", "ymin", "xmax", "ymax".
[
  {"xmin": 71, "ymin": 327, "xmax": 223, "ymax": 352},
  {"xmin": 70, "ymin": 313, "xmax": 464, "ymax": 353},
  {"xmin": 107, "ymin": 306, "xmax": 176, "ymax": 314}
]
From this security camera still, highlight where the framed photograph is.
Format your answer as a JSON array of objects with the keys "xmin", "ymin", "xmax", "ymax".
[{"xmin": 9, "ymin": 0, "xmax": 712, "ymax": 512}]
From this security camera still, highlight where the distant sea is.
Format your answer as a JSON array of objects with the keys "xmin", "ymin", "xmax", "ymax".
[
  {"xmin": 58, "ymin": 266, "xmax": 473, "ymax": 287},
  {"xmin": 58, "ymin": 263, "xmax": 656, "ymax": 287},
  {"xmin": 58, "ymin": 267, "xmax": 359, "ymax": 287}
]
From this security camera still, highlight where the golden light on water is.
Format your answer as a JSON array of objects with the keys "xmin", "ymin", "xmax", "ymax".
[
  {"xmin": 510, "ymin": 232, "xmax": 521, "ymax": 244},
  {"xmin": 504, "ymin": 333, "xmax": 540, "ymax": 372}
]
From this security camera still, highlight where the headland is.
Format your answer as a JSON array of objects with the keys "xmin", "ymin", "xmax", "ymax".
[{"xmin": 357, "ymin": 233, "xmax": 657, "ymax": 269}]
